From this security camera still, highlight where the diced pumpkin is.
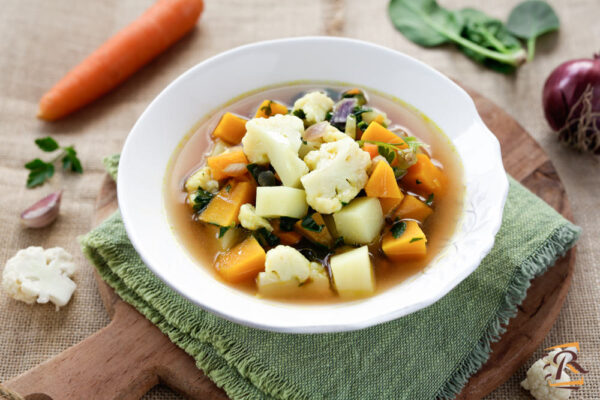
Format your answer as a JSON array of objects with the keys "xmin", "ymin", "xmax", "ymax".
[
  {"xmin": 400, "ymin": 153, "xmax": 445, "ymax": 196},
  {"xmin": 393, "ymin": 195, "xmax": 433, "ymax": 223},
  {"xmin": 272, "ymin": 219, "xmax": 302, "ymax": 246},
  {"xmin": 381, "ymin": 220, "xmax": 427, "ymax": 261},
  {"xmin": 362, "ymin": 143, "xmax": 379, "ymax": 159},
  {"xmin": 206, "ymin": 150, "xmax": 249, "ymax": 181},
  {"xmin": 361, "ymin": 122, "xmax": 408, "ymax": 149},
  {"xmin": 199, "ymin": 179, "xmax": 255, "ymax": 227},
  {"xmin": 373, "ymin": 114, "xmax": 386, "ymax": 125},
  {"xmin": 215, "ymin": 236, "xmax": 266, "ymax": 283},
  {"xmin": 212, "ymin": 112, "xmax": 248, "ymax": 145},
  {"xmin": 294, "ymin": 213, "xmax": 334, "ymax": 247},
  {"xmin": 254, "ymin": 100, "xmax": 288, "ymax": 118},
  {"xmin": 365, "ymin": 161, "xmax": 404, "ymax": 199},
  {"xmin": 379, "ymin": 197, "xmax": 403, "ymax": 217}
]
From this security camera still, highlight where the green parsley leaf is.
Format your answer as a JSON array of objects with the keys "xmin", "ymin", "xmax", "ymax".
[
  {"xmin": 377, "ymin": 145, "xmax": 396, "ymax": 164},
  {"xmin": 279, "ymin": 217, "xmax": 298, "ymax": 232},
  {"xmin": 254, "ymin": 228, "xmax": 280, "ymax": 247},
  {"xmin": 192, "ymin": 189, "xmax": 214, "ymax": 212},
  {"xmin": 61, "ymin": 146, "xmax": 83, "ymax": 173},
  {"xmin": 25, "ymin": 159, "xmax": 55, "ymax": 188},
  {"xmin": 260, "ymin": 101, "xmax": 273, "ymax": 116},
  {"xmin": 325, "ymin": 111, "xmax": 333, "ymax": 121},
  {"xmin": 409, "ymin": 237, "xmax": 424, "ymax": 243},
  {"xmin": 218, "ymin": 226, "xmax": 230, "ymax": 238},
  {"xmin": 357, "ymin": 121, "xmax": 369, "ymax": 131},
  {"xmin": 425, "ymin": 193, "xmax": 434, "ymax": 207},
  {"xmin": 392, "ymin": 166, "xmax": 406, "ymax": 179},
  {"xmin": 391, "ymin": 221, "xmax": 407, "ymax": 238},
  {"xmin": 293, "ymin": 109, "xmax": 306, "ymax": 119},
  {"xmin": 35, "ymin": 137, "xmax": 59, "ymax": 152},
  {"xmin": 301, "ymin": 214, "xmax": 324, "ymax": 232}
]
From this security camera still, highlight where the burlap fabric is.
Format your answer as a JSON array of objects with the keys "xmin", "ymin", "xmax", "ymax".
[{"xmin": 0, "ymin": 0, "xmax": 598, "ymax": 398}]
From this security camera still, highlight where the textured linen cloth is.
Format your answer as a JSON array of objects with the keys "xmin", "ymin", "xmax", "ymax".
[
  {"xmin": 74, "ymin": 156, "xmax": 579, "ymax": 400},
  {"xmin": 1, "ymin": 0, "xmax": 599, "ymax": 399}
]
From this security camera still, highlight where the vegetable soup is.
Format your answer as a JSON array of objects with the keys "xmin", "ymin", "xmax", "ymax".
[{"xmin": 165, "ymin": 83, "xmax": 464, "ymax": 303}]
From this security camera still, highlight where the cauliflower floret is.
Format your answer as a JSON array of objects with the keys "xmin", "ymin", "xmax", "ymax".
[
  {"xmin": 301, "ymin": 137, "xmax": 371, "ymax": 214},
  {"xmin": 521, "ymin": 349, "xmax": 572, "ymax": 400},
  {"xmin": 257, "ymin": 246, "xmax": 331, "ymax": 297},
  {"xmin": 321, "ymin": 123, "xmax": 348, "ymax": 143},
  {"xmin": 2, "ymin": 246, "xmax": 77, "ymax": 310},
  {"xmin": 299, "ymin": 123, "xmax": 347, "ymax": 158},
  {"xmin": 293, "ymin": 91, "xmax": 334, "ymax": 125},
  {"xmin": 242, "ymin": 114, "xmax": 308, "ymax": 187},
  {"xmin": 185, "ymin": 166, "xmax": 219, "ymax": 194},
  {"xmin": 238, "ymin": 204, "xmax": 272, "ymax": 232}
]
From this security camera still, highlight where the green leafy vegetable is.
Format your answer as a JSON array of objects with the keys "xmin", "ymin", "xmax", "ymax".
[
  {"xmin": 410, "ymin": 237, "xmax": 424, "ymax": 243},
  {"xmin": 293, "ymin": 109, "xmax": 306, "ymax": 119},
  {"xmin": 388, "ymin": 0, "xmax": 528, "ymax": 71},
  {"xmin": 425, "ymin": 193, "xmax": 434, "ymax": 206},
  {"xmin": 403, "ymin": 136, "xmax": 430, "ymax": 154},
  {"xmin": 35, "ymin": 137, "xmax": 59, "ymax": 152},
  {"xmin": 25, "ymin": 137, "xmax": 83, "ymax": 188},
  {"xmin": 218, "ymin": 226, "xmax": 231, "ymax": 238},
  {"xmin": 254, "ymin": 228, "xmax": 280, "ymax": 247},
  {"xmin": 260, "ymin": 101, "xmax": 273, "ymax": 116},
  {"xmin": 192, "ymin": 189, "xmax": 214, "ymax": 212},
  {"xmin": 25, "ymin": 159, "xmax": 55, "ymax": 188},
  {"xmin": 325, "ymin": 111, "xmax": 333, "ymax": 121},
  {"xmin": 391, "ymin": 221, "xmax": 407, "ymax": 238},
  {"xmin": 301, "ymin": 214, "xmax": 324, "ymax": 232},
  {"xmin": 377, "ymin": 145, "xmax": 396, "ymax": 164},
  {"xmin": 333, "ymin": 236, "xmax": 345, "ymax": 248},
  {"xmin": 506, "ymin": 0, "xmax": 559, "ymax": 61},
  {"xmin": 392, "ymin": 166, "xmax": 407, "ymax": 179},
  {"xmin": 279, "ymin": 217, "xmax": 298, "ymax": 232}
]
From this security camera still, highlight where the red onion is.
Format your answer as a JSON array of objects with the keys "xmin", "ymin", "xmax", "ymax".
[
  {"xmin": 331, "ymin": 98, "xmax": 357, "ymax": 125},
  {"xmin": 303, "ymin": 122, "xmax": 329, "ymax": 141},
  {"xmin": 543, "ymin": 54, "xmax": 600, "ymax": 154}
]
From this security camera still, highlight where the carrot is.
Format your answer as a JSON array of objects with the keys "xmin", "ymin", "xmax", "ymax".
[{"xmin": 37, "ymin": 0, "xmax": 204, "ymax": 121}]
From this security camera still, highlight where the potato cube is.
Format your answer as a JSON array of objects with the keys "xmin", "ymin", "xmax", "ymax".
[
  {"xmin": 255, "ymin": 187, "xmax": 308, "ymax": 218},
  {"xmin": 333, "ymin": 197, "xmax": 384, "ymax": 244},
  {"xmin": 381, "ymin": 220, "xmax": 427, "ymax": 261},
  {"xmin": 330, "ymin": 246, "xmax": 375, "ymax": 298}
]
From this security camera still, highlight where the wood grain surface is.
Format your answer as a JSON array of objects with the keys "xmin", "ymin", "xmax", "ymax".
[{"xmin": 3, "ymin": 86, "xmax": 575, "ymax": 400}]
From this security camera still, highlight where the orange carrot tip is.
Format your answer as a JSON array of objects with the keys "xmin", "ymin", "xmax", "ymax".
[{"xmin": 38, "ymin": 0, "xmax": 204, "ymax": 121}]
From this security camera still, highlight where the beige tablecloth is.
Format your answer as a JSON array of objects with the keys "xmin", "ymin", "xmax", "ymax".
[{"xmin": 1, "ymin": 0, "xmax": 598, "ymax": 398}]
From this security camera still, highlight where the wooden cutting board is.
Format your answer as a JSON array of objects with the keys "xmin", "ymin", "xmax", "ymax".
[{"xmin": 3, "ymin": 86, "xmax": 575, "ymax": 400}]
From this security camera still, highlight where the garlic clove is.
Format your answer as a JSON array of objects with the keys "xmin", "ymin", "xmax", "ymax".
[{"xmin": 21, "ymin": 190, "xmax": 62, "ymax": 228}]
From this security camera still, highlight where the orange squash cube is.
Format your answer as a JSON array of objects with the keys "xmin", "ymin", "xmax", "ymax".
[
  {"xmin": 393, "ymin": 195, "xmax": 433, "ymax": 223},
  {"xmin": 379, "ymin": 197, "xmax": 403, "ymax": 217},
  {"xmin": 207, "ymin": 149, "xmax": 249, "ymax": 180},
  {"xmin": 212, "ymin": 112, "xmax": 248, "ymax": 145},
  {"xmin": 381, "ymin": 220, "xmax": 427, "ymax": 261},
  {"xmin": 199, "ymin": 179, "xmax": 255, "ymax": 227},
  {"xmin": 365, "ymin": 161, "xmax": 404, "ymax": 199},
  {"xmin": 401, "ymin": 154, "xmax": 445, "ymax": 197},
  {"xmin": 215, "ymin": 236, "xmax": 266, "ymax": 283},
  {"xmin": 361, "ymin": 122, "xmax": 408, "ymax": 149},
  {"xmin": 254, "ymin": 100, "xmax": 288, "ymax": 118},
  {"xmin": 294, "ymin": 213, "xmax": 334, "ymax": 247}
]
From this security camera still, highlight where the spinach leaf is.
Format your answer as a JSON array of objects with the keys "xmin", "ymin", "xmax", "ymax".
[
  {"xmin": 218, "ymin": 226, "xmax": 230, "ymax": 238},
  {"xmin": 301, "ymin": 214, "xmax": 324, "ymax": 232},
  {"xmin": 391, "ymin": 221, "xmax": 407, "ymax": 238},
  {"xmin": 388, "ymin": 0, "xmax": 527, "ymax": 70},
  {"xmin": 253, "ymin": 228, "xmax": 280, "ymax": 248},
  {"xmin": 192, "ymin": 189, "xmax": 214, "ymax": 212},
  {"xmin": 279, "ymin": 217, "xmax": 298, "ymax": 232},
  {"xmin": 506, "ymin": 0, "xmax": 559, "ymax": 61}
]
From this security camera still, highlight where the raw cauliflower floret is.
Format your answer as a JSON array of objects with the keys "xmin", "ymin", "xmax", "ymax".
[
  {"xmin": 293, "ymin": 91, "xmax": 334, "ymax": 125},
  {"xmin": 301, "ymin": 137, "xmax": 371, "ymax": 214},
  {"xmin": 238, "ymin": 204, "xmax": 272, "ymax": 232},
  {"xmin": 521, "ymin": 349, "xmax": 572, "ymax": 400},
  {"xmin": 299, "ymin": 123, "xmax": 348, "ymax": 158},
  {"xmin": 2, "ymin": 246, "xmax": 77, "ymax": 310},
  {"xmin": 242, "ymin": 114, "xmax": 308, "ymax": 187},
  {"xmin": 185, "ymin": 166, "xmax": 219, "ymax": 195},
  {"xmin": 257, "ymin": 246, "xmax": 331, "ymax": 297}
]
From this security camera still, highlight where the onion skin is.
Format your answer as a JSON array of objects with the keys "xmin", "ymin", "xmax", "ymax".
[{"xmin": 543, "ymin": 54, "xmax": 600, "ymax": 131}]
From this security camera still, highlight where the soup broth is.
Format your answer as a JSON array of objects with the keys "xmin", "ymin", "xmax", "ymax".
[{"xmin": 165, "ymin": 83, "xmax": 464, "ymax": 303}]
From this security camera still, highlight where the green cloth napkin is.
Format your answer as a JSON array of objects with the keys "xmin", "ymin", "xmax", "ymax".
[{"xmin": 81, "ymin": 154, "xmax": 580, "ymax": 400}]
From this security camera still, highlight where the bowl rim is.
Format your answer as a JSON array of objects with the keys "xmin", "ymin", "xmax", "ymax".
[{"xmin": 118, "ymin": 36, "xmax": 509, "ymax": 333}]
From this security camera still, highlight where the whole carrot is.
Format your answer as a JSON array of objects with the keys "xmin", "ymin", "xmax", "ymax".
[{"xmin": 38, "ymin": 0, "xmax": 204, "ymax": 121}]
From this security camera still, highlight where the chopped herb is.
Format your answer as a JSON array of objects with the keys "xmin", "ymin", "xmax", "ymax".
[
  {"xmin": 260, "ymin": 101, "xmax": 273, "ymax": 116},
  {"xmin": 416, "ymin": 179, "xmax": 422, "ymax": 184},
  {"xmin": 325, "ymin": 111, "xmax": 333, "ymax": 121},
  {"xmin": 425, "ymin": 193, "xmax": 434, "ymax": 206},
  {"xmin": 224, "ymin": 184, "xmax": 232, "ymax": 193},
  {"xmin": 25, "ymin": 136, "xmax": 83, "ymax": 188},
  {"xmin": 357, "ymin": 121, "xmax": 369, "ymax": 131},
  {"xmin": 341, "ymin": 90, "xmax": 367, "ymax": 106},
  {"xmin": 279, "ymin": 217, "xmax": 298, "ymax": 232},
  {"xmin": 341, "ymin": 201, "xmax": 348, "ymax": 206},
  {"xmin": 391, "ymin": 221, "xmax": 407, "ymax": 238},
  {"xmin": 253, "ymin": 228, "xmax": 280, "ymax": 247},
  {"xmin": 333, "ymin": 236, "xmax": 345, "ymax": 247},
  {"xmin": 301, "ymin": 139, "xmax": 308, "ymax": 145},
  {"xmin": 192, "ymin": 189, "xmax": 214, "ymax": 212},
  {"xmin": 218, "ymin": 226, "xmax": 231, "ymax": 238},
  {"xmin": 301, "ymin": 214, "xmax": 324, "ymax": 232},
  {"xmin": 293, "ymin": 109, "xmax": 306, "ymax": 119},
  {"xmin": 410, "ymin": 237, "xmax": 424, "ymax": 243},
  {"xmin": 392, "ymin": 166, "xmax": 406, "ymax": 179},
  {"xmin": 377, "ymin": 145, "xmax": 396, "ymax": 164}
]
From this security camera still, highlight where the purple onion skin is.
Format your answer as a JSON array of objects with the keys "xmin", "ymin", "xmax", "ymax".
[
  {"xmin": 543, "ymin": 54, "xmax": 600, "ymax": 131},
  {"xmin": 331, "ymin": 98, "xmax": 357, "ymax": 124}
]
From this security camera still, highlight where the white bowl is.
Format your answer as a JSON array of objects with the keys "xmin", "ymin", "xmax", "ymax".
[{"xmin": 118, "ymin": 37, "xmax": 508, "ymax": 333}]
